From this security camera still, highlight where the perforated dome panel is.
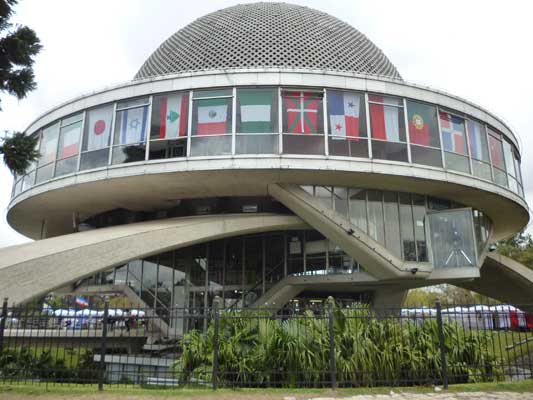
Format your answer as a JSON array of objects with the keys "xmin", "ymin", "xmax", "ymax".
[{"xmin": 135, "ymin": 2, "xmax": 402, "ymax": 80}]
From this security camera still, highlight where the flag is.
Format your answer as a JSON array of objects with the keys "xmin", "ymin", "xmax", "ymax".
[
  {"xmin": 369, "ymin": 96, "xmax": 401, "ymax": 142},
  {"xmin": 467, "ymin": 120, "xmax": 487, "ymax": 161},
  {"xmin": 39, "ymin": 127, "xmax": 59, "ymax": 164},
  {"xmin": 87, "ymin": 106, "xmax": 113, "ymax": 151},
  {"xmin": 121, "ymin": 106, "xmax": 148, "ymax": 144},
  {"xmin": 59, "ymin": 124, "xmax": 81, "ymax": 159},
  {"xmin": 328, "ymin": 91, "xmax": 360, "ymax": 139},
  {"xmin": 284, "ymin": 91, "xmax": 320, "ymax": 134},
  {"xmin": 75, "ymin": 296, "xmax": 89, "ymax": 308},
  {"xmin": 196, "ymin": 99, "xmax": 228, "ymax": 135},
  {"xmin": 440, "ymin": 112, "xmax": 466, "ymax": 155},
  {"xmin": 489, "ymin": 134, "xmax": 504, "ymax": 168},
  {"xmin": 407, "ymin": 102, "xmax": 432, "ymax": 146},
  {"xmin": 238, "ymin": 90, "xmax": 273, "ymax": 133},
  {"xmin": 159, "ymin": 93, "xmax": 188, "ymax": 138}
]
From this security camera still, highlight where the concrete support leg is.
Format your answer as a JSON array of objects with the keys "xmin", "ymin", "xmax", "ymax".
[{"xmin": 371, "ymin": 287, "xmax": 407, "ymax": 317}]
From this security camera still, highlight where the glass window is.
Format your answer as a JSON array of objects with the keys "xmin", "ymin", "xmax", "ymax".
[
  {"xmin": 237, "ymin": 88, "xmax": 277, "ymax": 133},
  {"xmin": 149, "ymin": 139, "xmax": 187, "ymax": 160},
  {"xmin": 440, "ymin": 111, "xmax": 469, "ymax": 173},
  {"xmin": 488, "ymin": 130, "xmax": 507, "ymax": 186},
  {"xmin": 282, "ymin": 91, "xmax": 323, "ymax": 134},
  {"xmin": 83, "ymin": 105, "xmax": 113, "ymax": 152},
  {"xmin": 369, "ymin": 95, "xmax": 407, "ymax": 162},
  {"xmin": 502, "ymin": 139, "xmax": 516, "ymax": 177},
  {"xmin": 367, "ymin": 190, "xmax": 385, "ymax": 245},
  {"xmin": 114, "ymin": 105, "xmax": 149, "ymax": 145},
  {"xmin": 349, "ymin": 189, "xmax": 367, "ymax": 233},
  {"xmin": 407, "ymin": 101, "xmax": 442, "ymax": 167},
  {"xmin": 383, "ymin": 192, "xmax": 402, "ymax": 258},
  {"xmin": 428, "ymin": 209, "xmax": 476, "ymax": 268},
  {"xmin": 315, "ymin": 186, "xmax": 333, "ymax": 209},
  {"xmin": 333, "ymin": 187, "xmax": 348, "ymax": 218},
  {"xmin": 111, "ymin": 144, "xmax": 146, "ymax": 165},
  {"xmin": 58, "ymin": 119, "xmax": 82, "ymax": 160},
  {"xmin": 151, "ymin": 92, "xmax": 188, "ymax": 140},
  {"xmin": 412, "ymin": 194, "xmax": 428, "ymax": 262},
  {"xmin": 192, "ymin": 90, "xmax": 232, "ymax": 135},
  {"xmin": 38, "ymin": 123, "xmax": 60, "ymax": 166},
  {"xmin": 466, "ymin": 120, "xmax": 491, "ymax": 180},
  {"xmin": 399, "ymin": 193, "xmax": 416, "ymax": 262},
  {"xmin": 327, "ymin": 90, "xmax": 367, "ymax": 158}
]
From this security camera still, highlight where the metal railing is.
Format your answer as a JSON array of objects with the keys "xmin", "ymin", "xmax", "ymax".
[{"xmin": 0, "ymin": 297, "xmax": 532, "ymax": 390}]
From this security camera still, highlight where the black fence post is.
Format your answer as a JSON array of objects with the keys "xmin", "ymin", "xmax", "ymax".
[
  {"xmin": 435, "ymin": 300, "xmax": 448, "ymax": 389},
  {"xmin": 327, "ymin": 296, "xmax": 337, "ymax": 390},
  {"xmin": 98, "ymin": 298, "xmax": 109, "ymax": 392},
  {"xmin": 212, "ymin": 296, "xmax": 221, "ymax": 390},
  {"xmin": 0, "ymin": 298, "xmax": 8, "ymax": 355}
]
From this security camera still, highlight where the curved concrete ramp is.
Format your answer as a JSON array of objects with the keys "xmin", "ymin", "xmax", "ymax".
[
  {"xmin": 0, "ymin": 213, "xmax": 306, "ymax": 305},
  {"xmin": 456, "ymin": 253, "xmax": 533, "ymax": 312}
]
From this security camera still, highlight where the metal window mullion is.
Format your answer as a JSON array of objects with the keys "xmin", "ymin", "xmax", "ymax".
[
  {"xmin": 435, "ymin": 105, "xmax": 446, "ymax": 170},
  {"xmin": 116, "ymin": 101, "xmax": 150, "ymax": 112},
  {"xmin": 51, "ymin": 123, "xmax": 61, "ymax": 178},
  {"xmin": 145, "ymin": 95, "xmax": 153, "ymax": 161},
  {"xmin": 108, "ymin": 102, "xmax": 118, "ymax": 165},
  {"xmin": 187, "ymin": 90, "xmax": 193, "ymax": 157},
  {"xmin": 485, "ymin": 123, "xmax": 495, "ymax": 182},
  {"xmin": 381, "ymin": 192, "xmax": 387, "ymax": 250},
  {"xmin": 323, "ymin": 88, "xmax": 329, "ymax": 156},
  {"xmin": 464, "ymin": 118, "xmax": 474, "ymax": 176},
  {"xmin": 403, "ymin": 98, "xmax": 412, "ymax": 164},
  {"xmin": 365, "ymin": 92, "xmax": 372, "ymax": 158},
  {"xmin": 191, "ymin": 95, "xmax": 233, "ymax": 101},
  {"xmin": 278, "ymin": 87, "xmax": 283, "ymax": 154},
  {"xmin": 410, "ymin": 195, "xmax": 419, "ymax": 262},
  {"xmin": 303, "ymin": 230, "xmax": 307, "ymax": 273},
  {"xmin": 76, "ymin": 110, "xmax": 87, "ymax": 172},
  {"xmin": 231, "ymin": 87, "xmax": 236, "ymax": 155}
]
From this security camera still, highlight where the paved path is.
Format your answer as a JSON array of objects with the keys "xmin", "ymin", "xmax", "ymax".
[{"xmin": 302, "ymin": 393, "xmax": 533, "ymax": 400}]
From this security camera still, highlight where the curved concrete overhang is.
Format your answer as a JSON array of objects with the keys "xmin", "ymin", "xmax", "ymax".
[
  {"xmin": 7, "ymin": 156, "xmax": 529, "ymax": 240},
  {"xmin": 22, "ymin": 68, "xmax": 520, "ymax": 149},
  {"xmin": 0, "ymin": 213, "xmax": 307, "ymax": 305}
]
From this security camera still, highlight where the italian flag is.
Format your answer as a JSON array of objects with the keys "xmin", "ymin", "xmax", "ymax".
[
  {"xmin": 239, "ymin": 91, "xmax": 272, "ymax": 133},
  {"xmin": 159, "ymin": 94, "xmax": 188, "ymax": 138},
  {"xmin": 59, "ymin": 124, "xmax": 81, "ymax": 158},
  {"xmin": 197, "ymin": 99, "xmax": 228, "ymax": 135}
]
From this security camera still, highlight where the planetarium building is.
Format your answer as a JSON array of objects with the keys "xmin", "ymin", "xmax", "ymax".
[{"xmin": 1, "ymin": 2, "xmax": 532, "ymax": 319}]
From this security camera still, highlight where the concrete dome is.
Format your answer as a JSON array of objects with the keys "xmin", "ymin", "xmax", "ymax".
[{"xmin": 134, "ymin": 2, "xmax": 402, "ymax": 80}]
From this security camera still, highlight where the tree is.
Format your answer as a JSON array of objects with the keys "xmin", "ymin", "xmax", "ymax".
[
  {"xmin": 497, "ymin": 231, "xmax": 533, "ymax": 270},
  {"xmin": 0, "ymin": 0, "xmax": 42, "ymax": 175}
]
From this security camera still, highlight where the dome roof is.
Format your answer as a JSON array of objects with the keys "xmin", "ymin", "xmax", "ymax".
[{"xmin": 134, "ymin": 2, "xmax": 402, "ymax": 80}]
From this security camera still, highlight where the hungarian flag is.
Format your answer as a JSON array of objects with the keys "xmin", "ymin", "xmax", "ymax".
[
  {"xmin": 238, "ymin": 90, "xmax": 273, "ymax": 133},
  {"xmin": 369, "ymin": 96, "xmax": 401, "ymax": 142},
  {"xmin": 197, "ymin": 99, "xmax": 228, "ymax": 135},
  {"xmin": 328, "ymin": 91, "xmax": 360, "ymax": 139},
  {"xmin": 407, "ymin": 102, "xmax": 431, "ymax": 146},
  {"xmin": 159, "ymin": 93, "xmax": 188, "ymax": 138},
  {"xmin": 284, "ymin": 91, "xmax": 320, "ymax": 134},
  {"xmin": 39, "ymin": 127, "xmax": 59, "ymax": 164},
  {"xmin": 467, "ymin": 120, "xmax": 487, "ymax": 161},
  {"xmin": 440, "ymin": 112, "xmax": 466, "ymax": 155},
  {"xmin": 121, "ymin": 106, "xmax": 148, "ymax": 144},
  {"xmin": 59, "ymin": 124, "xmax": 81, "ymax": 158},
  {"xmin": 87, "ymin": 107, "xmax": 113, "ymax": 151}
]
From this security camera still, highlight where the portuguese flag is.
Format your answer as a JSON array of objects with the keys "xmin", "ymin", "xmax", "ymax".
[
  {"xmin": 408, "ymin": 101, "xmax": 431, "ymax": 146},
  {"xmin": 239, "ymin": 90, "xmax": 273, "ymax": 133}
]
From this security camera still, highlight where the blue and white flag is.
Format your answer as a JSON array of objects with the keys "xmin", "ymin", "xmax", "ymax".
[{"xmin": 121, "ymin": 106, "xmax": 148, "ymax": 145}]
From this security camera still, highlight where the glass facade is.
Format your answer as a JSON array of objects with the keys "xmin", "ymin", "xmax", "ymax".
[{"xmin": 13, "ymin": 86, "xmax": 523, "ymax": 202}]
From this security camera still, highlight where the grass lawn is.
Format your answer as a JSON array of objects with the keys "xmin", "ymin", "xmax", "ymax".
[{"xmin": 0, "ymin": 380, "xmax": 533, "ymax": 398}]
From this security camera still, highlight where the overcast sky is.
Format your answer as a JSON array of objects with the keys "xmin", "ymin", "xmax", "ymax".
[{"xmin": 1, "ymin": 0, "xmax": 532, "ymax": 248}]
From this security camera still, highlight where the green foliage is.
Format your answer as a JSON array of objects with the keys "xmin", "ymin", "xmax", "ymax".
[
  {"xmin": 0, "ymin": 0, "xmax": 42, "ymax": 110},
  {"xmin": 173, "ymin": 307, "xmax": 501, "ymax": 388},
  {"xmin": 497, "ymin": 232, "xmax": 533, "ymax": 270},
  {"xmin": 0, "ymin": 131, "xmax": 39, "ymax": 175}
]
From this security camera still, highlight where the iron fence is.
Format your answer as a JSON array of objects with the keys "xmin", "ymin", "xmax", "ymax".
[{"xmin": 0, "ymin": 297, "xmax": 532, "ymax": 390}]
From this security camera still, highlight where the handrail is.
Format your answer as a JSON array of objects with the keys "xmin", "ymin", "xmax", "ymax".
[
  {"xmin": 227, "ymin": 259, "xmax": 285, "ymax": 310},
  {"xmin": 125, "ymin": 269, "xmax": 170, "ymax": 314}
]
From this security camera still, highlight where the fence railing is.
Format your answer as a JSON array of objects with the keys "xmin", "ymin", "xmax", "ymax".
[{"xmin": 0, "ymin": 297, "xmax": 532, "ymax": 390}]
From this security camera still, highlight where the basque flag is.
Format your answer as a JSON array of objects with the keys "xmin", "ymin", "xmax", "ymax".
[
  {"xmin": 369, "ymin": 96, "xmax": 401, "ymax": 142},
  {"xmin": 440, "ymin": 112, "xmax": 466, "ymax": 155},
  {"xmin": 285, "ymin": 91, "xmax": 320, "ymax": 134},
  {"xmin": 197, "ymin": 99, "xmax": 228, "ymax": 135},
  {"xmin": 328, "ymin": 91, "xmax": 360, "ymax": 139},
  {"xmin": 159, "ymin": 94, "xmax": 188, "ymax": 139}
]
